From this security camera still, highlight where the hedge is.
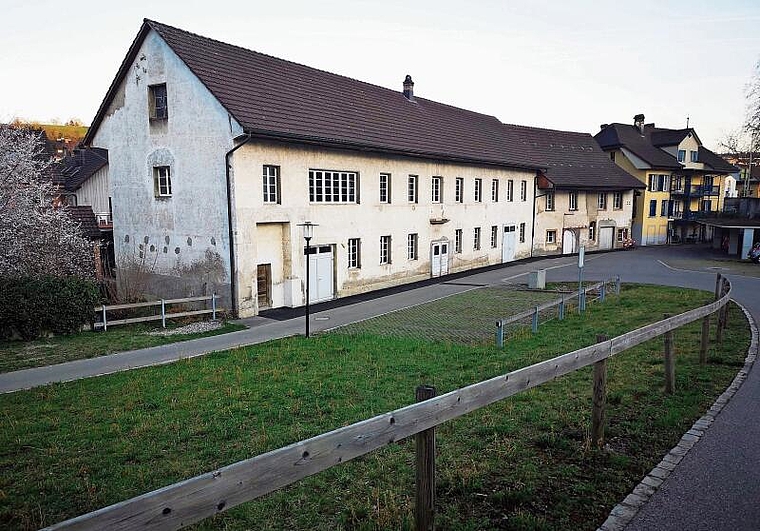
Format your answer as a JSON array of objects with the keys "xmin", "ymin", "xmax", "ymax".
[{"xmin": 0, "ymin": 276, "xmax": 99, "ymax": 340}]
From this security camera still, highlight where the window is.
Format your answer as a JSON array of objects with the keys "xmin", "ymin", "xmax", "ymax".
[
  {"xmin": 648, "ymin": 174, "xmax": 669, "ymax": 192},
  {"xmin": 408, "ymin": 175, "xmax": 418, "ymax": 203},
  {"xmin": 673, "ymin": 175, "xmax": 683, "ymax": 192},
  {"xmin": 613, "ymin": 191, "xmax": 623, "ymax": 210},
  {"xmin": 474, "ymin": 179, "xmax": 483, "ymax": 202},
  {"xmin": 309, "ymin": 170, "xmax": 358, "ymax": 203},
  {"xmin": 154, "ymin": 166, "xmax": 171, "ymax": 197},
  {"xmin": 545, "ymin": 192, "xmax": 555, "ymax": 211},
  {"xmin": 262, "ymin": 165, "xmax": 280, "ymax": 204},
  {"xmin": 148, "ymin": 83, "xmax": 168, "ymax": 120},
  {"xmin": 380, "ymin": 235, "xmax": 391, "ymax": 264},
  {"xmin": 546, "ymin": 230, "xmax": 557, "ymax": 244},
  {"xmin": 649, "ymin": 199, "xmax": 657, "ymax": 217},
  {"xmin": 379, "ymin": 173, "xmax": 391, "ymax": 203},
  {"xmin": 690, "ymin": 150, "xmax": 698, "ymax": 163},
  {"xmin": 701, "ymin": 199, "xmax": 712, "ymax": 212},
  {"xmin": 569, "ymin": 191, "xmax": 578, "ymax": 211},
  {"xmin": 520, "ymin": 180, "xmax": 527, "ymax": 201},
  {"xmin": 597, "ymin": 192, "xmax": 607, "ymax": 210},
  {"xmin": 490, "ymin": 225, "xmax": 498, "ymax": 248},
  {"xmin": 455, "ymin": 178, "xmax": 464, "ymax": 203},
  {"xmin": 491, "ymin": 179, "xmax": 499, "ymax": 202},
  {"xmin": 473, "ymin": 227, "xmax": 481, "ymax": 250},
  {"xmin": 673, "ymin": 200, "xmax": 683, "ymax": 217},
  {"xmin": 661, "ymin": 200, "xmax": 669, "ymax": 217},
  {"xmin": 610, "ymin": 151, "xmax": 616, "ymax": 162},
  {"xmin": 678, "ymin": 150, "xmax": 686, "ymax": 163},
  {"xmin": 617, "ymin": 228, "xmax": 629, "ymax": 242},
  {"xmin": 407, "ymin": 233, "xmax": 418, "ymax": 260},
  {"xmin": 431, "ymin": 176, "xmax": 442, "ymax": 203},
  {"xmin": 588, "ymin": 221, "xmax": 596, "ymax": 241},
  {"xmin": 455, "ymin": 229, "xmax": 463, "ymax": 253},
  {"xmin": 348, "ymin": 238, "xmax": 361, "ymax": 268},
  {"xmin": 507, "ymin": 179, "xmax": 514, "ymax": 201},
  {"xmin": 519, "ymin": 222, "xmax": 525, "ymax": 243}
]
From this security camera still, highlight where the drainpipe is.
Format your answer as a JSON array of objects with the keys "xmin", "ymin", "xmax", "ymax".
[
  {"xmin": 225, "ymin": 133, "xmax": 252, "ymax": 318},
  {"xmin": 531, "ymin": 172, "xmax": 550, "ymax": 258}
]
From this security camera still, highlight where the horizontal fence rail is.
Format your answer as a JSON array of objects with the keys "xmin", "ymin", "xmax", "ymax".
[
  {"xmin": 94, "ymin": 295, "xmax": 218, "ymax": 331},
  {"xmin": 47, "ymin": 277, "xmax": 731, "ymax": 531}
]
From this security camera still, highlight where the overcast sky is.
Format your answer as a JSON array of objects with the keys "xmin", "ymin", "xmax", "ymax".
[{"xmin": 2, "ymin": 0, "xmax": 759, "ymax": 150}]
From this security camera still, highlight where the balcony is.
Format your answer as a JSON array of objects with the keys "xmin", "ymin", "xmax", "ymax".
[{"xmin": 670, "ymin": 185, "xmax": 718, "ymax": 198}]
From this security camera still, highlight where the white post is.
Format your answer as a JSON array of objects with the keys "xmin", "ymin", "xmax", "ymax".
[{"xmin": 161, "ymin": 299, "xmax": 166, "ymax": 328}]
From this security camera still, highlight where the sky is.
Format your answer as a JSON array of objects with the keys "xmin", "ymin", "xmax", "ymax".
[{"xmin": 2, "ymin": 0, "xmax": 759, "ymax": 150}]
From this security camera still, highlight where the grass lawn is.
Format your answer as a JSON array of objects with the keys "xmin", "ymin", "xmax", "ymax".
[
  {"xmin": 0, "ymin": 321, "xmax": 247, "ymax": 374},
  {"xmin": 0, "ymin": 285, "xmax": 750, "ymax": 530}
]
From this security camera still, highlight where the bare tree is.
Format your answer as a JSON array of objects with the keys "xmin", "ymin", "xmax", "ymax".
[
  {"xmin": 746, "ymin": 58, "xmax": 760, "ymax": 137},
  {"xmin": 0, "ymin": 126, "xmax": 93, "ymax": 278}
]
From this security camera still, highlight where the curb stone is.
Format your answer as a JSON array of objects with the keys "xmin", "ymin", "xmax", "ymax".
[{"xmin": 597, "ymin": 302, "xmax": 759, "ymax": 531}]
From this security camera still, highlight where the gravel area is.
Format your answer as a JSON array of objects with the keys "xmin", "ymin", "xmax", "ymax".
[{"xmin": 145, "ymin": 320, "xmax": 223, "ymax": 337}]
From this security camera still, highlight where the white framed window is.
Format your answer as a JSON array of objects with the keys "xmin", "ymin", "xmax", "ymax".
[
  {"xmin": 617, "ymin": 228, "xmax": 628, "ymax": 242},
  {"xmin": 597, "ymin": 192, "xmax": 607, "ymax": 210},
  {"xmin": 309, "ymin": 170, "xmax": 358, "ymax": 203},
  {"xmin": 491, "ymin": 179, "xmax": 499, "ymax": 202},
  {"xmin": 520, "ymin": 180, "xmax": 527, "ymax": 201},
  {"xmin": 380, "ymin": 235, "xmax": 391, "ymax": 264},
  {"xmin": 148, "ymin": 83, "xmax": 168, "ymax": 120},
  {"xmin": 690, "ymin": 150, "xmax": 698, "ymax": 163},
  {"xmin": 408, "ymin": 175, "xmax": 418, "ymax": 203},
  {"xmin": 431, "ymin": 176, "xmax": 442, "ymax": 203},
  {"xmin": 455, "ymin": 177, "xmax": 464, "ymax": 203},
  {"xmin": 546, "ymin": 229, "xmax": 557, "ymax": 244},
  {"xmin": 701, "ymin": 199, "xmax": 712, "ymax": 212},
  {"xmin": 407, "ymin": 233, "xmax": 418, "ymax": 260},
  {"xmin": 473, "ymin": 227, "xmax": 481, "ymax": 250},
  {"xmin": 613, "ymin": 191, "xmax": 623, "ymax": 210},
  {"xmin": 379, "ymin": 173, "xmax": 391, "ymax": 204},
  {"xmin": 474, "ymin": 179, "xmax": 483, "ymax": 202},
  {"xmin": 569, "ymin": 191, "xmax": 578, "ymax": 211},
  {"xmin": 661, "ymin": 200, "xmax": 669, "ymax": 217},
  {"xmin": 678, "ymin": 150, "xmax": 686, "ymax": 163},
  {"xmin": 519, "ymin": 222, "xmax": 525, "ymax": 243},
  {"xmin": 507, "ymin": 179, "xmax": 514, "ymax": 201},
  {"xmin": 545, "ymin": 192, "xmax": 555, "ymax": 211},
  {"xmin": 348, "ymin": 238, "xmax": 361, "ymax": 268},
  {"xmin": 589, "ymin": 221, "xmax": 596, "ymax": 241},
  {"xmin": 490, "ymin": 225, "xmax": 498, "ymax": 248},
  {"xmin": 263, "ymin": 165, "xmax": 280, "ymax": 204},
  {"xmin": 455, "ymin": 229, "xmax": 463, "ymax": 253},
  {"xmin": 154, "ymin": 166, "xmax": 172, "ymax": 197}
]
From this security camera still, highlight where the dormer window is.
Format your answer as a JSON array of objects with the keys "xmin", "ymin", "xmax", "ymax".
[
  {"xmin": 690, "ymin": 150, "xmax": 699, "ymax": 163},
  {"xmin": 149, "ymin": 83, "xmax": 168, "ymax": 120},
  {"xmin": 677, "ymin": 150, "xmax": 686, "ymax": 163}
]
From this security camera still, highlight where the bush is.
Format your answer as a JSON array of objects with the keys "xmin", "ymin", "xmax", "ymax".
[{"xmin": 0, "ymin": 276, "xmax": 99, "ymax": 340}]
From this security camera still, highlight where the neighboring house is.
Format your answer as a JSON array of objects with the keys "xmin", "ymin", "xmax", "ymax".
[
  {"xmin": 82, "ymin": 19, "xmax": 545, "ymax": 316},
  {"xmin": 595, "ymin": 115, "xmax": 736, "ymax": 245},
  {"xmin": 502, "ymin": 125, "xmax": 643, "ymax": 255},
  {"xmin": 64, "ymin": 205, "xmax": 113, "ymax": 279}
]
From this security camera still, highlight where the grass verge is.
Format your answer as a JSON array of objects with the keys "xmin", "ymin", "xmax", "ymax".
[
  {"xmin": 0, "ymin": 321, "xmax": 247, "ymax": 373},
  {"xmin": 0, "ymin": 285, "xmax": 750, "ymax": 530}
]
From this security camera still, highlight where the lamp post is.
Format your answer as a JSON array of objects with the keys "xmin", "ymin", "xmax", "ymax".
[{"xmin": 297, "ymin": 221, "xmax": 317, "ymax": 337}]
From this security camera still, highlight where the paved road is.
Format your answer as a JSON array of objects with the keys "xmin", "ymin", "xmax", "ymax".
[{"xmin": 544, "ymin": 246, "xmax": 760, "ymax": 531}]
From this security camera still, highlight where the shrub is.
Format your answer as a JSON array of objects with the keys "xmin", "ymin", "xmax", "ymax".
[{"xmin": 0, "ymin": 276, "xmax": 99, "ymax": 340}]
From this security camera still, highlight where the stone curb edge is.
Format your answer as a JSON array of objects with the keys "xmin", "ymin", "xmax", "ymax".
[{"xmin": 597, "ymin": 302, "xmax": 759, "ymax": 531}]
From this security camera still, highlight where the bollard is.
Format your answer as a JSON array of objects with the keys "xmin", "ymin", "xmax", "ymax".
[
  {"xmin": 559, "ymin": 296, "xmax": 565, "ymax": 321},
  {"xmin": 415, "ymin": 385, "xmax": 437, "ymax": 531},
  {"xmin": 663, "ymin": 314, "xmax": 675, "ymax": 394},
  {"xmin": 532, "ymin": 307, "xmax": 539, "ymax": 333},
  {"xmin": 591, "ymin": 334, "xmax": 609, "ymax": 447},
  {"xmin": 495, "ymin": 320, "xmax": 504, "ymax": 348},
  {"xmin": 161, "ymin": 299, "xmax": 166, "ymax": 328}
]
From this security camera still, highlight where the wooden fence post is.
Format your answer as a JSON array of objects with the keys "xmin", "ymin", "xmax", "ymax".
[
  {"xmin": 415, "ymin": 385, "xmax": 437, "ymax": 531},
  {"xmin": 721, "ymin": 280, "xmax": 729, "ymax": 330},
  {"xmin": 714, "ymin": 274, "xmax": 724, "ymax": 344},
  {"xmin": 495, "ymin": 320, "xmax": 504, "ymax": 348},
  {"xmin": 600, "ymin": 281, "xmax": 606, "ymax": 302},
  {"xmin": 102, "ymin": 306, "xmax": 108, "ymax": 332},
  {"xmin": 161, "ymin": 299, "xmax": 166, "ymax": 329},
  {"xmin": 532, "ymin": 307, "xmax": 539, "ymax": 334},
  {"xmin": 616, "ymin": 275, "xmax": 621, "ymax": 295},
  {"xmin": 559, "ymin": 296, "xmax": 565, "ymax": 321},
  {"xmin": 663, "ymin": 314, "xmax": 675, "ymax": 394},
  {"xmin": 212, "ymin": 293, "xmax": 217, "ymax": 320},
  {"xmin": 591, "ymin": 334, "xmax": 609, "ymax": 447}
]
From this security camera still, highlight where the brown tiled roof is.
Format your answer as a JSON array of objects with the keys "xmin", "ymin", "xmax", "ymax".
[
  {"xmin": 594, "ymin": 124, "xmax": 683, "ymax": 170},
  {"xmin": 502, "ymin": 124, "xmax": 644, "ymax": 190},
  {"xmin": 61, "ymin": 147, "xmax": 108, "ymax": 191},
  {"xmin": 64, "ymin": 206, "xmax": 102, "ymax": 240},
  {"xmin": 697, "ymin": 147, "xmax": 737, "ymax": 173},
  {"xmin": 85, "ymin": 19, "xmax": 542, "ymax": 171}
]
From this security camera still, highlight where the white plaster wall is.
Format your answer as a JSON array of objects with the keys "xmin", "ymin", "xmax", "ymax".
[
  {"xmin": 90, "ymin": 30, "xmax": 243, "ymax": 297},
  {"xmin": 74, "ymin": 166, "xmax": 110, "ymax": 217},
  {"xmin": 231, "ymin": 141, "xmax": 536, "ymax": 316},
  {"xmin": 678, "ymin": 135, "xmax": 704, "ymax": 170}
]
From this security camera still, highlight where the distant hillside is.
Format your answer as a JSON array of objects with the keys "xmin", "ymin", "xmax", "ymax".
[{"xmin": 37, "ymin": 123, "xmax": 88, "ymax": 143}]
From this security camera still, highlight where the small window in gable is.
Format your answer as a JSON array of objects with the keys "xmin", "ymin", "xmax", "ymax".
[
  {"xmin": 154, "ymin": 166, "xmax": 172, "ymax": 197},
  {"xmin": 149, "ymin": 83, "xmax": 168, "ymax": 120}
]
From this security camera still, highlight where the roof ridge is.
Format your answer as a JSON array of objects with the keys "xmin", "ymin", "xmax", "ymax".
[{"xmin": 501, "ymin": 122, "xmax": 593, "ymax": 137}]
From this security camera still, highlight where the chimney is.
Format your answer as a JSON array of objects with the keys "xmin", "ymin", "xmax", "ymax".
[
  {"xmin": 633, "ymin": 114, "xmax": 645, "ymax": 134},
  {"xmin": 600, "ymin": 124, "xmax": 608, "ymax": 130},
  {"xmin": 403, "ymin": 75, "xmax": 415, "ymax": 102}
]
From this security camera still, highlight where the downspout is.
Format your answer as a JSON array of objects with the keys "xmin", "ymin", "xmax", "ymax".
[
  {"xmin": 531, "ymin": 172, "xmax": 550, "ymax": 258},
  {"xmin": 225, "ymin": 133, "xmax": 252, "ymax": 318}
]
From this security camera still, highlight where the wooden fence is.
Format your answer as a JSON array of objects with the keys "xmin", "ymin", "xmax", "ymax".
[
  {"xmin": 94, "ymin": 295, "xmax": 218, "ymax": 331},
  {"xmin": 47, "ymin": 275, "xmax": 732, "ymax": 531}
]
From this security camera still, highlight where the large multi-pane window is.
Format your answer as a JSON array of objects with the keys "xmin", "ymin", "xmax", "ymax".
[
  {"xmin": 455, "ymin": 229, "xmax": 463, "ymax": 253},
  {"xmin": 455, "ymin": 178, "xmax": 464, "ymax": 203},
  {"xmin": 348, "ymin": 238, "xmax": 361, "ymax": 268},
  {"xmin": 597, "ymin": 192, "xmax": 607, "ymax": 210},
  {"xmin": 569, "ymin": 191, "xmax": 578, "ymax": 211},
  {"xmin": 408, "ymin": 175, "xmax": 418, "ymax": 203},
  {"xmin": 153, "ymin": 166, "xmax": 172, "ymax": 197},
  {"xmin": 545, "ymin": 192, "xmax": 555, "ymax": 211},
  {"xmin": 474, "ymin": 179, "xmax": 483, "ymax": 202},
  {"xmin": 491, "ymin": 179, "xmax": 499, "ymax": 202},
  {"xmin": 490, "ymin": 225, "xmax": 498, "ymax": 248},
  {"xmin": 507, "ymin": 179, "xmax": 514, "ymax": 201},
  {"xmin": 407, "ymin": 233, "xmax": 418, "ymax": 260},
  {"xmin": 380, "ymin": 235, "xmax": 391, "ymax": 264},
  {"xmin": 379, "ymin": 173, "xmax": 391, "ymax": 203},
  {"xmin": 520, "ymin": 180, "xmax": 527, "ymax": 201},
  {"xmin": 613, "ymin": 191, "xmax": 623, "ymax": 210},
  {"xmin": 262, "ymin": 165, "xmax": 280, "ymax": 204},
  {"xmin": 473, "ymin": 227, "xmax": 481, "ymax": 250},
  {"xmin": 431, "ymin": 176, "xmax": 442, "ymax": 203},
  {"xmin": 309, "ymin": 170, "xmax": 358, "ymax": 203}
]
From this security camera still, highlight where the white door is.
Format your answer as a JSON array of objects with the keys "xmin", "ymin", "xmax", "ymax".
[
  {"xmin": 645, "ymin": 226, "xmax": 657, "ymax": 246},
  {"xmin": 599, "ymin": 227, "xmax": 614, "ymax": 250},
  {"xmin": 502, "ymin": 225, "xmax": 516, "ymax": 262},
  {"xmin": 562, "ymin": 230, "xmax": 576, "ymax": 255},
  {"xmin": 307, "ymin": 245, "xmax": 334, "ymax": 303},
  {"xmin": 431, "ymin": 241, "xmax": 450, "ymax": 277}
]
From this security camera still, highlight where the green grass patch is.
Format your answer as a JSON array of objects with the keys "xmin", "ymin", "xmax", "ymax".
[
  {"xmin": 0, "ymin": 285, "xmax": 750, "ymax": 530},
  {"xmin": 0, "ymin": 321, "xmax": 246, "ymax": 373}
]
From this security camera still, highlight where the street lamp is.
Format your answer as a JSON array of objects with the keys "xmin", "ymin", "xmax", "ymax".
[{"xmin": 297, "ymin": 221, "xmax": 318, "ymax": 337}]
